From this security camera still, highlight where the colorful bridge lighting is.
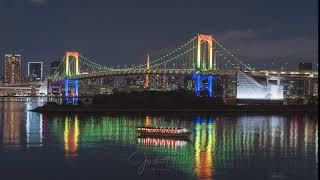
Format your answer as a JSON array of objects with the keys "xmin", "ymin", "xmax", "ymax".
[
  {"xmin": 64, "ymin": 78, "xmax": 79, "ymax": 97},
  {"xmin": 49, "ymin": 34, "xmax": 258, "ymax": 98},
  {"xmin": 193, "ymin": 73, "xmax": 218, "ymax": 97},
  {"xmin": 64, "ymin": 52, "xmax": 80, "ymax": 98},
  {"xmin": 197, "ymin": 34, "xmax": 215, "ymax": 71},
  {"xmin": 65, "ymin": 52, "xmax": 80, "ymax": 76}
]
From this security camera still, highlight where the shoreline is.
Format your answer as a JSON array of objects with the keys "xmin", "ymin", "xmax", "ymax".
[{"xmin": 32, "ymin": 104, "xmax": 318, "ymax": 114}]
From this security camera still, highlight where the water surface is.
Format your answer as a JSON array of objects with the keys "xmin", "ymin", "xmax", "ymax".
[{"xmin": 0, "ymin": 97, "xmax": 318, "ymax": 179}]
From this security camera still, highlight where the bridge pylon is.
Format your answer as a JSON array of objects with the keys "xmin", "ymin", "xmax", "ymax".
[
  {"xmin": 193, "ymin": 73, "xmax": 219, "ymax": 97},
  {"xmin": 196, "ymin": 34, "xmax": 217, "ymax": 71},
  {"xmin": 65, "ymin": 52, "xmax": 80, "ymax": 76},
  {"xmin": 64, "ymin": 52, "xmax": 80, "ymax": 97}
]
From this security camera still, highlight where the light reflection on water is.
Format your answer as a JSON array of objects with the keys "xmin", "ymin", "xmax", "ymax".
[
  {"xmin": 63, "ymin": 115, "xmax": 80, "ymax": 158},
  {"xmin": 0, "ymin": 97, "xmax": 318, "ymax": 180}
]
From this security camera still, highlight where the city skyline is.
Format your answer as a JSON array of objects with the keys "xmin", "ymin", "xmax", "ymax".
[
  {"xmin": 0, "ymin": 55, "xmax": 48, "ymax": 78},
  {"xmin": 0, "ymin": 51, "xmax": 317, "ymax": 80},
  {"xmin": 0, "ymin": 0, "xmax": 317, "ymax": 71}
]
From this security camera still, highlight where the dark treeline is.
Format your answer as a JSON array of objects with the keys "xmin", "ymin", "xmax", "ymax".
[
  {"xmin": 35, "ymin": 90, "xmax": 318, "ymax": 113},
  {"xmin": 92, "ymin": 90, "xmax": 224, "ymax": 108}
]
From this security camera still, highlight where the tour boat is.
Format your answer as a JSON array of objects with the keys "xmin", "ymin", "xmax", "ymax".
[{"xmin": 136, "ymin": 127, "xmax": 191, "ymax": 139}]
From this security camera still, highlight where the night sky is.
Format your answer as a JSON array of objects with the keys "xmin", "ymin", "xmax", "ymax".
[{"xmin": 0, "ymin": 0, "xmax": 318, "ymax": 74}]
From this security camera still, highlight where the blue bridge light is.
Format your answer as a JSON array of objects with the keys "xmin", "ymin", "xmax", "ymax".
[{"xmin": 193, "ymin": 74, "xmax": 218, "ymax": 97}]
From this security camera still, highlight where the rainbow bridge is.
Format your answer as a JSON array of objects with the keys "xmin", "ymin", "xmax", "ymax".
[{"xmin": 49, "ymin": 33, "xmax": 256, "ymax": 97}]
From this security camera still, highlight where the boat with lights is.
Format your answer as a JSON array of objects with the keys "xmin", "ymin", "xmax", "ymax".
[
  {"xmin": 137, "ymin": 137, "xmax": 189, "ymax": 148},
  {"xmin": 136, "ymin": 127, "xmax": 191, "ymax": 139}
]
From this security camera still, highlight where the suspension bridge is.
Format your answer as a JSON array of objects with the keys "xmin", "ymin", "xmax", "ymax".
[{"xmin": 49, "ymin": 33, "xmax": 255, "ymax": 97}]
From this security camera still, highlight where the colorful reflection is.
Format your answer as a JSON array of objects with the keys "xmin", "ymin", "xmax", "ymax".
[
  {"xmin": 1, "ymin": 102, "xmax": 22, "ymax": 146},
  {"xmin": 194, "ymin": 117, "xmax": 215, "ymax": 179},
  {"xmin": 64, "ymin": 115, "xmax": 79, "ymax": 158},
  {"xmin": 2, "ymin": 112, "xmax": 22, "ymax": 146},
  {"xmin": 316, "ymin": 120, "xmax": 318, "ymax": 165},
  {"xmin": 45, "ymin": 113, "xmax": 318, "ymax": 178},
  {"xmin": 0, "ymin": 98, "xmax": 47, "ymax": 149},
  {"xmin": 49, "ymin": 115, "xmax": 195, "ymax": 175},
  {"xmin": 145, "ymin": 114, "xmax": 150, "ymax": 127},
  {"xmin": 26, "ymin": 110, "xmax": 43, "ymax": 147},
  {"xmin": 2, "ymin": 97, "xmax": 317, "ymax": 179},
  {"xmin": 137, "ymin": 137, "xmax": 188, "ymax": 148}
]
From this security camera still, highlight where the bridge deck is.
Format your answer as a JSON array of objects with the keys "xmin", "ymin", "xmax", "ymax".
[
  {"xmin": 49, "ymin": 69, "xmax": 318, "ymax": 81},
  {"xmin": 50, "ymin": 69, "xmax": 236, "ymax": 81}
]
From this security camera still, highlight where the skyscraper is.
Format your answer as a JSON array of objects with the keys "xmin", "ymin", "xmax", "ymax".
[
  {"xmin": 28, "ymin": 62, "xmax": 43, "ymax": 81},
  {"xmin": 4, "ymin": 54, "xmax": 21, "ymax": 84}
]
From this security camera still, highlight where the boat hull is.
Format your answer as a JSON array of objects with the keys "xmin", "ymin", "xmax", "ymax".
[{"xmin": 136, "ymin": 127, "xmax": 191, "ymax": 140}]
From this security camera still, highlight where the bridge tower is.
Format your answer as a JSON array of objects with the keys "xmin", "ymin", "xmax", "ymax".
[
  {"xmin": 196, "ymin": 34, "xmax": 217, "ymax": 71},
  {"xmin": 194, "ymin": 34, "xmax": 218, "ymax": 97},
  {"xmin": 65, "ymin": 52, "xmax": 80, "ymax": 76},
  {"xmin": 64, "ymin": 52, "xmax": 80, "ymax": 97},
  {"xmin": 144, "ymin": 53, "xmax": 150, "ymax": 89}
]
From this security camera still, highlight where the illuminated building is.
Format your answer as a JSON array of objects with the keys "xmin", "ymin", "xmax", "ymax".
[
  {"xmin": 28, "ymin": 62, "xmax": 43, "ymax": 81},
  {"xmin": 237, "ymin": 70, "xmax": 283, "ymax": 101},
  {"xmin": 280, "ymin": 77, "xmax": 318, "ymax": 103},
  {"xmin": 4, "ymin": 54, "xmax": 21, "ymax": 84}
]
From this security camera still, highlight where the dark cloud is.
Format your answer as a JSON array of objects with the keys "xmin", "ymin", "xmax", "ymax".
[
  {"xmin": 218, "ymin": 30, "xmax": 258, "ymax": 41},
  {"xmin": 218, "ymin": 30, "xmax": 318, "ymax": 61},
  {"xmin": 0, "ymin": 0, "xmax": 317, "ymax": 72}
]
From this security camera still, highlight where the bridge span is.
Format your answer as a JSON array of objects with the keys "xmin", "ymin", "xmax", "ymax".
[{"xmin": 44, "ymin": 33, "xmax": 317, "ymax": 101}]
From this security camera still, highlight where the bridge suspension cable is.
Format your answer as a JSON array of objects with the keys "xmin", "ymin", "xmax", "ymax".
[
  {"xmin": 50, "ymin": 33, "xmax": 257, "ymax": 80},
  {"xmin": 77, "ymin": 36, "xmax": 198, "ymax": 72},
  {"xmin": 149, "ymin": 36, "xmax": 197, "ymax": 64},
  {"xmin": 79, "ymin": 54, "xmax": 147, "ymax": 71},
  {"xmin": 212, "ymin": 37, "xmax": 254, "ymax": 71},
  {"xmin": 151, "ymin": 45, "xmax": 197, "ymax": 68},
  {"xmin": 151, "ymin": 41, "xmax": 199, "ymax": 69},
  {"xmin": 50, "ymin": 55, "xmax": 66, "ymax": 78},
  {"xmin": 79, "ymin": 54, "xmax": 116, "ymax": 70}
]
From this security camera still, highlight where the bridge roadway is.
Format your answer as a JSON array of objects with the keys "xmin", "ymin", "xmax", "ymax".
[
  {"xmin": 49, "ymin": 68, "xmax": 318, "ymax": 81},
  {"xmin": 250, "ymin": 70, "xmax": 318, "ymax": 79},
  {"xmin": 49, "ymin": 69, "xmax": 236, "ymax": 81}
]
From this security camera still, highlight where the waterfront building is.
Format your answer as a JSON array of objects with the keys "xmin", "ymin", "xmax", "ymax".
[
  {"xmin": 28, "ymin": 62, "xmax": 43, "ymax": 81},
  {"xmin": 236, "ymin": 71, "xmax": 284, "ymax": 102},
  {"xmin": 0, "ymin": 86, "xmax": 33, "ymax": 96},
  {"xmin": 281, "ymin": 78, "xmax": 318, "ymax": 98},
  {"xmin": 4, "ymin": 54, "xmax": 21, "ymax": 84}
]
